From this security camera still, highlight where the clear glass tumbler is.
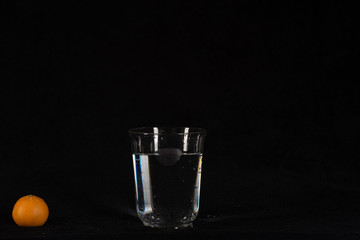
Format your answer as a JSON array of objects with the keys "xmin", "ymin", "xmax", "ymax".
[{"xmin": 129, "ymin": 127, "xmax": 206, "ymax": 228}]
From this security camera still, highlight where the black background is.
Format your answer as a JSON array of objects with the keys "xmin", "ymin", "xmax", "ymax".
[{"xmin": 1, "ymin": 1, "xmax": 359, "ymax": 239}]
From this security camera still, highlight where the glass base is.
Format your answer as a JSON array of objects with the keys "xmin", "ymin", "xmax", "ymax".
[{"xmin": 142, "ymin": 221, "xmax": 193, "ymax": 229}]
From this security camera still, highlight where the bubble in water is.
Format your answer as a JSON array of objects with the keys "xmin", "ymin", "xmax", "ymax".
[{"xmin": 156, "ymin": 148, "xmax": 182, "ymax": 166}]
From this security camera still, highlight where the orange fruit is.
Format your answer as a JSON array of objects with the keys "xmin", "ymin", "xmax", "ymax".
[{"xmin": 12, "ymin": 195, "xmax": 49, "ymax": 227}]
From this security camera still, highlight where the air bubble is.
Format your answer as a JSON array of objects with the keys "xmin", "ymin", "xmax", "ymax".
[{"xmin": 156, "ymin": 148, "xmax": 182, "ymax": 166}]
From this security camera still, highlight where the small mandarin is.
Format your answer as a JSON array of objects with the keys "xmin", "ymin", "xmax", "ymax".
[{"xmin": 12, "ymin": 195, "xmax": 49, "ymax": 227}]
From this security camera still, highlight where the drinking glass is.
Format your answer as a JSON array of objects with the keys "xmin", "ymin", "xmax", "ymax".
[{"xmin": 129, "ymin": 127, "xmax": 206, "ymax": 228}]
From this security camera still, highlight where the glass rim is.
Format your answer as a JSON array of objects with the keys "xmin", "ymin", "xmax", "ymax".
[{"xmin": 128, "ymin": 127, "xmax": 207, "ymax": 136}]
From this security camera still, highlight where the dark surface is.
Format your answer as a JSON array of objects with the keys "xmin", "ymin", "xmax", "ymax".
[{"xmin": 1, "ymin": 1, "xmax": 360, "ymax": 239}]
